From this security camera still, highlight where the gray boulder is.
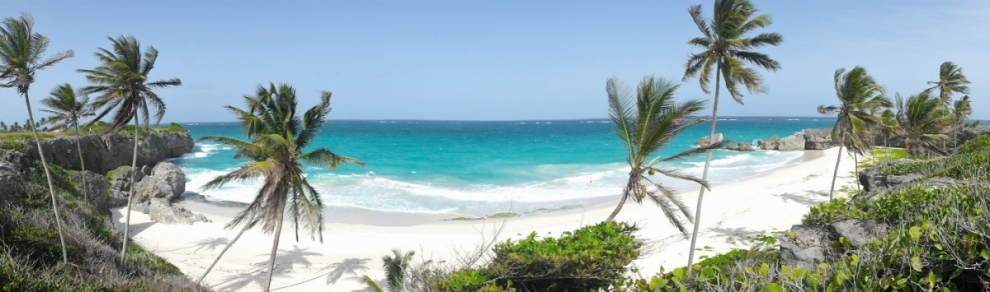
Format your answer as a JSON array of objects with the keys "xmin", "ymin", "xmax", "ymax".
[
  {"xmin": 135, "ymin": 175, "xmax": 175, "ymax": 203},
  {"xmin": 778, "ymin": 134, "xmax": 805, "ymax": 151},
  {"xmin": 68, "ymin": 170, "xmax": 111, "ymax": 210},
  {"xmin": 152, "ymin": 162, "xmax": 185, "ymax": 199},
  {"xmin": 0, "ymin": 161, "xmax": 26, "ymax": 207},
  {"xmin": 757, "ymin": 136, "xmax": 779, "ymax": 150},
  {"xmin": 779, "ymin": 225, "xmax": 830, "ymax": 271},
  {"xmin": 803, "ymin": 129, "xmax": 838, "ymax": 150},
  {"xmin": 725, "ymin": 142, "xmax": 755, "ymax": 151},
  {"xmin": 146, "ymin": 198, "xmax": 210, "ymax": 225},
  {"xmin": 695, "ymin": 133, "xmax": 723, "ymax": 147},
  {"xmin": 107, "ymin": 166, "xmax": 145, "ymax": 207},
  {"xmin": 828, "ymin": 220, "xmax": 886, "ymax": 249}
]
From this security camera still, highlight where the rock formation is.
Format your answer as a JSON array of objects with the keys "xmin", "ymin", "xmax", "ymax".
[{"xmin": 695, "ymin": 133, "xmax": 724, "ymax": 147}]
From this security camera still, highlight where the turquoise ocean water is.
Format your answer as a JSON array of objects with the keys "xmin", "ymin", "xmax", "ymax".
[{"xmin": 170, "ymin": 117, "xmax": 835, "ymax": 216}]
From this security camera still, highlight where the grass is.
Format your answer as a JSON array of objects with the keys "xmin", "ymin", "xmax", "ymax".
[{"xmin": 857, "ymin": 148, "xmax": 908, "ymax": 169}]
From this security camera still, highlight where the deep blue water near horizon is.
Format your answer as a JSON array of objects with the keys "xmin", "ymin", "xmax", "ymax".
[{"xmin": 171, "ymin": 117, "xmax": 836, "ymax": 216}]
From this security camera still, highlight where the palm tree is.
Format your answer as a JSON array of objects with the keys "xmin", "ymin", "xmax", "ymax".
[
  {"xmin": 817, "ymin": 67, "xmax": 885, "ymax": 200},
  {"xmin": 78, "ymin": 35, "xmax": 181, "ymax": 263},
  {"xmin": 900, "ymin": 91, "xmax": 950, "ymax": 156},
  {"xmin": 681, "ymin": 0, "xmax": 782, "ymax": 269},
  {"xmin": 0, "ymin": 13, "xmax": 74, "ymax": 265},
  {"xmin": 41, "ymin": 84, "xmax": 94, "ymax": 201},
  {"xmin": 364, "ymin": 249, "xmax": 416, "ymax": 292},
  {"xmin": 925, "ymin": 61, "xmax": 970, "ymax": 149},
  {"xmin": 951, "ymin": 95, "xmax": 973, "ymax": 148},
  {"xmin": 605, "ymin": 76, "xmax": 721, "ymax": 233},
  {"xmin": 194, "ymin": 84, "xmax": 363, "ymax": 291},
  {"xmin": 878, "ymin": 108, "xmax": 901, "ymax": 161}
]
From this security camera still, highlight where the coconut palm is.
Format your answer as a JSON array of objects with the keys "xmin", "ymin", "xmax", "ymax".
[
  {"xmin": 900, "ymin": 91, "xmax": 950, "ymax": 156},
  {"xmin": 605, "ymin": 76, "xmax": 722, "ymax": 233},
  {"xmin": 951, "ymin": 95, "xmax": 974, "ymax": 147},
  {"xmin": 41, "ymin": 84, "xmax": 94, "ymax": 201},
  {"xmin": 78, "ymin": 35, "xmax": 181, "ymax": 263},
  {"xmin": 817, "ymin": 67, "xmax": 885, "ymax": 200},
  {"xmin": 682, "ymin": 0, "xmax": 782, "ymax": 269},
  {"xmin": 877, "ymin": 108, "xmax": 901, "ymax": 161},
  {"xmin": 925, "ymin": 61, "xmax": 970, "ymax": 149},
  {"xmin": 0, "ymin": 13, "xmax": 74, "ymax": 265},
  {"xmin": 364, "ymin": 249, "xmax": 416, "ymax": 292},
  {"xmin": 194, "ymin": 83, "xmax": 363, "ymax": 291}
]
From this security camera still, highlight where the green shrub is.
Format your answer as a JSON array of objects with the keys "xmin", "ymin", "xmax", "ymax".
[{"xmin": 956, "ymin": 134, "xmax": 990, "ymax": 155}]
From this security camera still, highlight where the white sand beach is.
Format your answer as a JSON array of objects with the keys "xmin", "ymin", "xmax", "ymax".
[{"xmin": 113, "ymin": 147, "xmax": 857, "ymax": 292}]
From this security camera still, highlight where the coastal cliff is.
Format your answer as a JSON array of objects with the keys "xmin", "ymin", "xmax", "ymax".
[{"xmin": 11, "ymin": 130, "xmax": 194, "ymax": 175}]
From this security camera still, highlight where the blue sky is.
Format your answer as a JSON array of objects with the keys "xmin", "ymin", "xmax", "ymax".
[{"xmin": 1, "ymin": 0, "xmax": 988, "ymax": 123}]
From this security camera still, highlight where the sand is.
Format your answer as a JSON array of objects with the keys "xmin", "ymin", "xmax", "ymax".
[{"xmin": 113, "ymin": 147, "xmax": 858, "ymax": 291}]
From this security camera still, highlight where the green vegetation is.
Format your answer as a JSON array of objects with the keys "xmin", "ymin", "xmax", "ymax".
[
  {"xmin": 0, "ymin": 160, "xmax": 199, "ymax": 291},
  {"xmin": 857, "ymin": 148, "xmax": 908, "ymax": 169},
  {"xmin": 439, "ymin": 222, "xmax": 640, "ymax": 291}
]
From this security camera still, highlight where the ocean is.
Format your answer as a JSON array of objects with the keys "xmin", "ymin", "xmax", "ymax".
[{"xmin": 170, "ymin": 117, "xmax": 836, "ymax": 216}]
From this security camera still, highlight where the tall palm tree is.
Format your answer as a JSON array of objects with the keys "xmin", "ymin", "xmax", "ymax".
[
  {"xmin": 817, "ymin": 67, "xmax": 885, "ymax": 200},
  {"xmin": 681, "ymin": 0, "xmax": 782, "ymax": 269},
  {"xmin": 41, "ymin": 84, "xmax": 94, "ymax": 201},
  {"xmin": 364, "ymin": 249, "xmax": 416, "ymax": 292},
  {"xmin": 951, "ymin": 95, "xmax": 973, "ymax": 148},
  {"xmin": 878, "ymin": 108, "xmax": 900, "ymax": 161},
  {"xmin": 0, "ymin": 13, "xmax": 74, "ymax": 265},
  {"xmin": 925, "ymin": 61, "xmax": 970, "ymax": 149},
  {"xmin": 194, "ymin": 84, "xmax": 362, "ymax": 291},
  {"xmin": 900, "ymin": 91, "xmax": 950, "ymax": 156},
  {"xmin": 605, "ymin": 76, "xmax": 721, "ymax": 233},
  {"xmin": 78, "ymin": 35, "xmax": 181, "ymax": 263}
]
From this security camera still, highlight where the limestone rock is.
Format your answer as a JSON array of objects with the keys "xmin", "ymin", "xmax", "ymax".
[
  {"xmin": 777, "ymin": 134, "xmax": 805, "ymax": 151},
  {"xmin": 725, "ymin": 142, "xmax": 755, "ymax": 151},
  {"xmin": 695, "ymin": 133, "xmax": 723, "ymax": 147},
  {"xmin": 779, "ymin": 225, "xmax": 829, "ymax": 271},
  {"xmin": 152, "ymin": 162, "xmax": 186, "ymax": 199},
  {"xmin": 803, "ymin": 128, "xmax": 837, "ymax": 150},
  {"xmin": 68, "ymin": 170, "xmax": 111, "ymax": 210},
  {"xmin": 107, "ymin": 166, "xmax": 145, "ymax": 207},
  {"xmin": 828, "ymin": 220, "xmax": 884, "ymax": 249},
  {"xmin": 135, "ymin": 175, "xmax": 175, "ymax": 203},
  {"xmin": 20, "ymin": 131, "xmax": 194, "ymax": 175},
  {"xmin": 147, "ymin": 198, "xmax": 210, "ymax": 225},
  {"xmin": 0, "ymin": 161, "xmax": 26, "ymax": 206}
]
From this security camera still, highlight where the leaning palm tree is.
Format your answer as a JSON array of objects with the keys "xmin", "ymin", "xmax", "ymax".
[
  {"xmin": 817, "ymin": 67, "xmax": 885, "ymax": 200},
  {"xmin": 364, "ymin": 249, "xmax": 416, "ymax": 292},
  {"xmin": 0, "ymin": 13, "xmax": 74, "ymax": 265},
  {"xmin": 900, "ymin": 91, "xmax": 950, "ymax": 157},
  {"xmin": 78, "ymin": 35, "xmax": 181, "ymax": 263},
  {"xmin": 605, "ymin": 76, "xmax": 722, "ymax": 233},
  {"xmin": 951, "ymin": 95, "xmax": 973, "ymax": 148},
  {"xmin": 681, "ymin": 0, "xmax": 782, "ymax": 269},
  {"xmin": 194, "ymin": 83, "xmax": 363, "ymax": 292},
  {"xmin": 41, "ymin": 84, "xmax": 94, "ymax": 201},
  {"xmin": 878, "ymin": 108, "xmax": 901, "ymax": 161}
]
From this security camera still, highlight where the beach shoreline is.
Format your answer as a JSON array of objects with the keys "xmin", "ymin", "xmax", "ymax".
[{"xmin": 114, "ymin": 147, "xmax": 856, "ymax": 291}]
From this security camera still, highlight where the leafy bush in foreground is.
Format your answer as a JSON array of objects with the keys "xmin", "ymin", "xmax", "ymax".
[{"xmin": 438, "ymin": 221, "xmax": 640, "ymax": 291}]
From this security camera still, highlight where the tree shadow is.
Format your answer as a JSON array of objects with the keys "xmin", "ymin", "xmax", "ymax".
[
  {"xmin": 214, "ymin": 267, "xmax": 294, "ymax": 291},
  {"xmin": 193, "ymin": 237, "xmax": 230, "ymax": 253},
  {"xmin": 775, "ymin": 192, "xmax": 824, "ymax": 206},
  {"xmin": 212, "ymin": 245, "xmax": 324, "ymax": 291},
  {"xmin": 252, "ymin": 245, "xmax": 322, "ymax": 270},
  {"xmin": 709, "ymin": 226, "xmax": 765, "ymax": 244},
  {"xmin": 326, "ymin": 257, "xmax": 371, "ymax": 285},
  {"xmin": 804, "ymin": 189, "xmax": 830, "ymax": 197},
  {"xmin": 268, "ymin": 257, "xmax": 371, "ymax": 291},
  {"xmin": 127, "ymin": 221, "xmax": 156, "ymax": 236}
]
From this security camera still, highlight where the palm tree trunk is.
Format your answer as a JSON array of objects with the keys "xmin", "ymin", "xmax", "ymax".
[
  {"xmin": 74, "ymin": 120, "xmax": 87, "ymax": 202},
  {"xmin": 828, "ymin": 134, "xmax": 844, "ymax": 200},
  {"xmin": 605, "ymin": 192, "xmax": 629, "ymax": 222},
  {"xmin": 264, "ymin": 209, "xmax": 286, "ymax": 292},
  {"xmin": 853, "ymin": 151, "xmax": 859, "ymax": 191},
  {"xmin": 196, "ymin": 223, "xmax": 252, "ymax": 285},
  {"xmin": 23, "ymin": 92, "xmax": 69, "ymax": 264},
  {"xmin": 120, "ymin": 115, "xmax": 139, "ymax": 263},
  {"xmin": 687, "ymin": 63, "xmax": 721, "ymax": 272}
]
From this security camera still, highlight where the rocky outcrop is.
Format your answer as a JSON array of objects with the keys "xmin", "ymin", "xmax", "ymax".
[
  {"xmin": 802, "ymin": 128, "xmax": 838, "ymax": 150},
  {"xmin": 20, "ymin": 131, "xmax": 193, "ymax": 175},
  {"xmin": 146, "ymin": 198, "xmax": 209, "ymax": 225},
  {"xmin": 725, "ymin": 141, "xmax": 755, "ymax": 151},
  {"xmin": 107, "ymin": 166, "xmax": 145, "ymax": 207},
  {"xmin": 69, "ymin": 170, "xmax": 111, "ymax": 210},
  {"xmin": 152, "ymin": 162, "xmax": 185, "ymax": 199},
  {"xmin": 779, "ymin": 225, "xmax": 830, "ymax": 271},
  {"xmin": 957, "ymin": 127, "xmax": 990, "ymax": 146},
  {"xmin": 695, "ymin": 133, "xmax": 723, "ymax": 147},
  {"xmin": 0, "ymin": 161, "xmax": 26, "ymax": 207},
  {"xmin": 757, "ymin": 133, "xmax": 805, "ymax": 151}
]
